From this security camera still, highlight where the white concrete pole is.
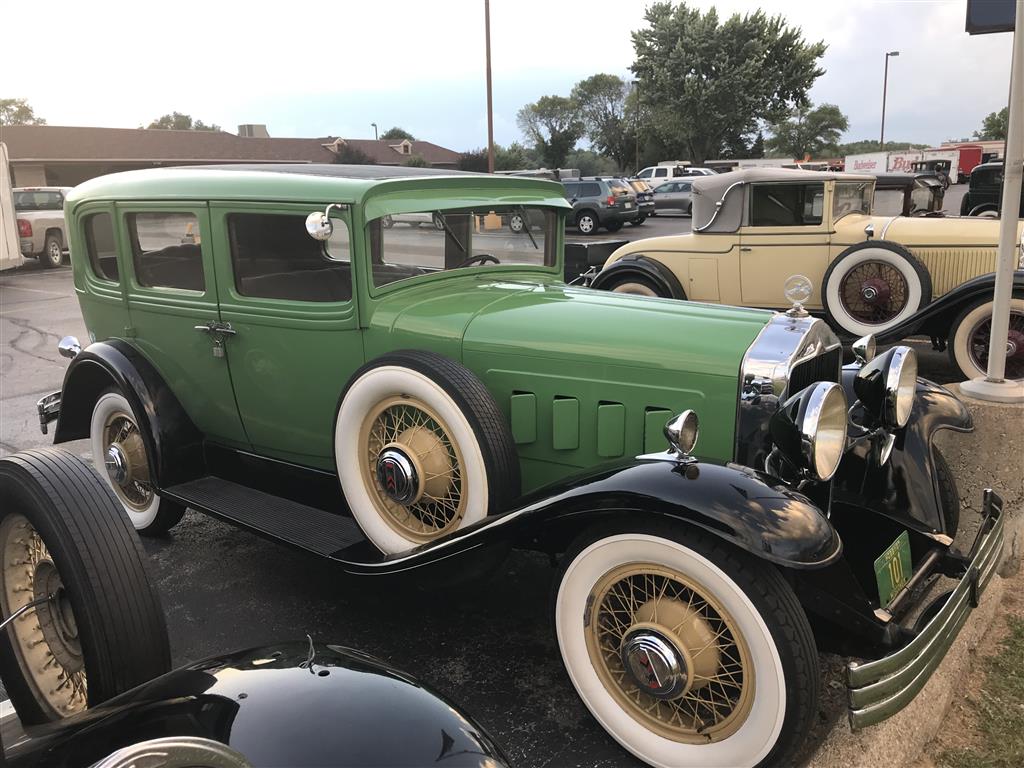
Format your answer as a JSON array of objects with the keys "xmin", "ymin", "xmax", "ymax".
[{"xmin": 962, "ymin": 0, "xmax": 1024, "ymax": 402}]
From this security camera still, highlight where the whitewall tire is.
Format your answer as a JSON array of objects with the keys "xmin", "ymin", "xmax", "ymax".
[
  {"xmin": 335, "ymin": 351, "xmax": 519, "ymax": 555},
  {"xmin": 89, "ymin": 392, "xmax": 184, "ymax": 535},
  {"xmin": 822, "ymin": 243, "xmax": 931, "ymax": 336},
  {"xmin": 555, "ymin": 527, "xmax": 817, "ymax": 768},
  {"xmin": 949, "ymin": 296, "xmax": 1024, "ymax": 381}
]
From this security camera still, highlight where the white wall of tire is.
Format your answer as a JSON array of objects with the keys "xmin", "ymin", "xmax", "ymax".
[{"xmin": 824, "ymin": 246, "xmax": 927, "ymax": 336}]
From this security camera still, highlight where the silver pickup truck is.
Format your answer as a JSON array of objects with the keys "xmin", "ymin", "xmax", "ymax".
[{"xmin": 14, "ymin": 186, "xmax": 72, "ymax": 268}]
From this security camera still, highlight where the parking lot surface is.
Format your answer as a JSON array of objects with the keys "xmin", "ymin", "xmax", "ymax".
[{"xmin": 0, "ymin": 231, "xmax": 965, "ymax": 765}]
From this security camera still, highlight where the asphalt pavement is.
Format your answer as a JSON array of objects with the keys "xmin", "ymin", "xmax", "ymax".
[{"xmin": 0, "ymin": 201, "xmax": 966, "ymax": 766}]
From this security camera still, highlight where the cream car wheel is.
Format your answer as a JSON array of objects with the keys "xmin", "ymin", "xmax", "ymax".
[
  {"xmin": 336, "ymin": 353, "xmax": 519, "ymax": 555},
  {"xmin": 611, "ymin": 281, "xmax": 659, "ymax": 297},
  {"xmin": 823, "ymin": 244, "xmax": 930, "ymax": 336},
  {"xmin": 556, "ymin": 530, "xmax": 817, "ymax": 768},
  {"xmin": 89, "ymin": 392, "xmax": 183, "ymax": 534},
  {"xmin": 950, "ymin": 297, "xmax": 1024, "ymax": 381}
]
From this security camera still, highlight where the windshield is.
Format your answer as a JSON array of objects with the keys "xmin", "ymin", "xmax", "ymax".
[
  {"xmin": 367, "ymin": 206, "xmax": 557, "ymax": 289},
  {"xmin": 14, "ymin": 190, "xmax": 64, "ymax": 211},
  {"xmin": 833, "ymin": 182, "xmax": 872, "ymax": 220}
]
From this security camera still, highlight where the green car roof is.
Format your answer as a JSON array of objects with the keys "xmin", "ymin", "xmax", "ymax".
[{"xmin": 65, "ymin": 164, "xmax": 573, "ymax": 213}]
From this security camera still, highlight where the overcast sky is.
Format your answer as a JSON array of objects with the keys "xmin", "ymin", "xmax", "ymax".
[{"xmin": 2, "ymin": 0, "xmax": 1014, "ymax": 152}]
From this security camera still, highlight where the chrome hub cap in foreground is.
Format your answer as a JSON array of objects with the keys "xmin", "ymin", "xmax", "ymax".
[
  {"xmin": 0, "ymin": 514, "xmax": 87, "ymax": 717},
  {"xmin": 586, "ymin": 563, "xmax": 753, "ymax": 742},
  {"xmin": 102, "ymin": 414, "xmax": 152, "ymax": 512},
  {"xmin": 361, "ymin": 397, "xmax": 466, "ymax": 543}
]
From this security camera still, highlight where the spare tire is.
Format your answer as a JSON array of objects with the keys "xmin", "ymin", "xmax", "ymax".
[
  {"xmin": 335, "ymin": 350, "xmax": 520, "ymax": 554},
  {"xmin": 0, "ymin": 449, "xmax": 171, "ymax": 724},
  {"xmin": 822, "ymin": 241, "xmax": 932, "ymax": 337}
]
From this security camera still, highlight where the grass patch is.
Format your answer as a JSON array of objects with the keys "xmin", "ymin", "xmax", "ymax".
[{"xmin": 939, "ymin": 616, "xmax": 1024, "ymax": 768}]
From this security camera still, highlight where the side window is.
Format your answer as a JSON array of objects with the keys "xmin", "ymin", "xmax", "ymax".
[
  {"xmin": 228, "ymin": 212, "xmax": 352, "ymax": 303},
  {"xmin": 637, "ymin": 169, "xmax": 652, "ymax": 179},
  {"xmin": 84, "ymin": 212, "xmax": 119, "ymax": 282},
  {"xmin": 580, "ymin": 182, "xmax": 601, "ymax": 197},
  {"xmin": 128, "ymin": 212, "xmax": 205, "ymax": 291},
  {"xmin": 749, "ymin": 183, "xmax": 825, "ymax": 227},
  {"xmin": 654, "ymin": 168, "xmax": 668, "ymax": 178},
  {"xmin": 563, "ymin": 182, "xmax": 579, "ymax": 198},
  {"xmin": 680, "ymin": 182, "xmax": 692, "ymax": 192},
  {"xmin": 660, "ymin": 182, "xmax": 675, "ymax": 192}
]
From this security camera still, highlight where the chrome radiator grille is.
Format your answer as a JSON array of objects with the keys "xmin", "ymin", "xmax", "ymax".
[{"xmin": 788, "ymin": 346, "xmax": 842, "ymax": 396}]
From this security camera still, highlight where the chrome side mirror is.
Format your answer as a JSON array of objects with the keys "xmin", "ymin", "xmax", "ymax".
[
  {"xmin": 851, "ymin": 334, "xmax": 877, "ymax": 364},
  {"xmin": 58, "ymin": 335, "xmax": 81, "ymax": 359},
  {"xmin": 304, "ymin": 203, "xmax": 347, "ymax": 242}
]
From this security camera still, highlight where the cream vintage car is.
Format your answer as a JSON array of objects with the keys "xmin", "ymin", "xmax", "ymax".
[{"xmin": 592, "ymin": 168, "xmax": 1024, "ymax": 381}]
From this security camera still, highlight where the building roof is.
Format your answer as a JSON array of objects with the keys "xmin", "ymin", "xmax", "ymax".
[{"xmin": 0, "ymin": 125, "xmax": 462, "ymax": 166}]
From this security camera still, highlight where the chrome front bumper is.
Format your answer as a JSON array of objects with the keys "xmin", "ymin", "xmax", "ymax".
[
  {"xmin": 847, "ymin": 489, "xmax": 1005, "ymax": 729},
  {"xmin": 37, "ymin": 391, "xmax": 61, "ymax": 435}
]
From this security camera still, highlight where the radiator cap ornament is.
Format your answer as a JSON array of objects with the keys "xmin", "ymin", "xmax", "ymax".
[{"xmin": 784, "ymin": 274, "xmax": 813, "ymax": 318}]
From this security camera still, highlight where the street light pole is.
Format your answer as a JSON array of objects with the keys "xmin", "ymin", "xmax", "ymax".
[
  {"xmin": 633, "ymin": 80, "xmax": 640, "ymax": 174},
  {"xmin": 371, "ymin": 123, "xmax": 378, "ymax": 140},
  {"xmin": 880, "ymin": 51, "xmax": 899, "ymax": 147},
  {"xmin": 484, "ymin": 0, "xmax": 495, "ymax": 173}
]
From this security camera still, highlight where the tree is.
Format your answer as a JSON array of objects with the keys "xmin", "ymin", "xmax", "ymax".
[
  {"xmin": 146, "ymin": 112, "xmax": 221, "ymax": 131},
  {"xmin": 0, "ymin": 98, "xmax": 46, "ymax": 126},
  {"xmin": 834, "ymin": 139, "xmax": 928, "ymax": 155},
  {"xmin": 563, "ymin": 149, "xmax": 621, "ymax": 176},
  {"xmin": 458, "ymin": 143, "xmax": 540, "ymax": 173},
  {"xmin": 332, "ymin": 143, "xmax": 373, "ymax": 165},
  {"xmin": 570, "ymin": 74, "xmax": 636, "ymax": 170},
  {"xmin": 631, "ymin": 2, "xmax": 826, "ymax": 164},
  {"xmin": 766, "ymin": 103, "xmax": 849, "ymax": 159},
  {"xmin": 380, "ymin": 126, "xmax": 415, "ymax": 141},
  {"xmin": 403, "ymin": 154, "xmax": 429, "ymax": 167},
  {"xmin": 975, "ymin": 107, "xmax": 1008, "ymax": 141},
  {"xmin": 516, "ymin": 95, "xmax": 583, "ymax": 168}
]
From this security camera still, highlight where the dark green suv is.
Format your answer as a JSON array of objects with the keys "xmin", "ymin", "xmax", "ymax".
[{"xmin": 562, "ymin": 177, "xmax": 637, "ymax": 234}]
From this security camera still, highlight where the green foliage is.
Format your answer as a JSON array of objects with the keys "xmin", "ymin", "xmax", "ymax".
[
  {"xmin": 0, "ymin": 98, "xmax": 46, "ymax": 126},
  {"xmin": 836, "ymin": 139, "xmax": 929, "ymax": 155},
  {"xmin": 381, "ymin": 126, "xmax": 415, "ymax": 141},
  {"xmin": 563, "ymin": 149, "xmax": 621, "ymax": 176},
  {"xmin": 332, "ymin": 143, "xmax": 373, "ymax": 165},
  {"xmin": 939, "ymin": 617, "xmax": 1024, "ymax": 768},
  {"xmin": 975, "ymin": 107, "xmax": 1008, "ymax": 141},
  {"xmin": 766, "ymin": 103, "xmax": 849, "ymax": 159},
  {"xmin": 402, "ymin": 154, "xmax": 429, "ymax": 167},
  {"xmin": 631, "ymin": 2, "xmax": 826, "ymax": 164},
  {"xmin": 570, "ymin": 74, "xmax": 637, "ymax": 170},
  {"xmin": 458, "ymin": 143, "xmax": 542, "ymax": 173},
  {"xmin": 516, "ymin": 95, "xmax": 584, "ymax": 168},
  {"xmin": 146, "ymin": 112, "xmax": 221, "ymax": 131}
]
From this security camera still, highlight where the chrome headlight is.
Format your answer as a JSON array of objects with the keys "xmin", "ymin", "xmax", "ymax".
[
  {"xmin": 851, "ymin": 334, "xmax": 876, "ymax": 364},
  {"xmin": 854, "ymin": 346, "xmax": 918, "ymax": 429},
  {"xmin": 664, "ymin": 410, "xmax": 699, "ymax": 456},
  {"xmin": 770, "ymin": 382, "xmax": 849, "ymax": 481}
]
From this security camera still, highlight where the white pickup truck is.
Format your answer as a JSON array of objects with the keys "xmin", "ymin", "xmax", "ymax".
[{"xmin": 14, "ymin": 186, "xmax": 72, "ymax": 268}]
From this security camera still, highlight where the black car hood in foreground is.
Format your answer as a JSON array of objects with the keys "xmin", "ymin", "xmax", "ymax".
[{"xmin": 5, "ymin": 642, "xmax": 509, "ymax": 768}]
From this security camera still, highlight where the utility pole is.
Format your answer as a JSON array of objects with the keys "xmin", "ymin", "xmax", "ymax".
[
  {"xmin": 633, "ymin": 80, "xmax": 640, "ymax": 174},
  {"xmin": 485, "ymin": 0, "xmax": 495, "ymax": 173},
  {"xmin": 879, "ymin": 51, "xmax": 899, "ymax": 147}
]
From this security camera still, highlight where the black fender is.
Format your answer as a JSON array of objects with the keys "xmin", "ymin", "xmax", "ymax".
[
  {"xmin": 876, "ymin": 270, "xmax": 1024, "ymax": 344},
  {"xmin": 53, "ymin": 340, "xmax": 204, "ymax": 488},
  {"xmin": 833, "ymin": 368, "xmax": 973, "ymax": 533},
  {"xmin": 5, "ymin": 642, "xmax": 508, "ymax": 768},
  {"xmin": 590, "ymin": 255, "xmax": 688, "ymax": 299},
  {"xmin": 334, "ymin": 458, "xmax": 841, "ymax": 575}
]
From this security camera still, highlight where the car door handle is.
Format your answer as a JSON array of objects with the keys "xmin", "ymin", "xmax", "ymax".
[
  {"xmin": 740, "ymin": 247, "xmax": 752, "ymax": 252},
  {"xmin": 194, "ymin": 322, "xmax": 237, "ymax": 336}
]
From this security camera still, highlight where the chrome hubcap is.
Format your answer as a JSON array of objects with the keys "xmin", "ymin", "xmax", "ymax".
[
  {"xmin": 104, "ymin": 444, "xmax": 129, "ymax": 485},
  {"xmin": 620, "ymin": 627, "xmax": 690, "ymax": 700},
  {"xmin": 860, "ymin": 277, "xmax": 890, "ymax": 305},
  {"xmin": 375, "ymin": 447, "xmax": 421, "ymax": 505}
]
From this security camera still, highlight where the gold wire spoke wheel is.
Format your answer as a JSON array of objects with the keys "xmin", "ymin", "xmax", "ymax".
[
  {"xmin": 102, "ymin": 411, "xmax": 153, "ymax": 513},
  {"xmin": 0, "ymin": 514, "xmax": 87, "ymax": 718},
  {"xmin": 585, "ymin": 563, "xmax": 755, "ymax": 744},
  {"xmin": 358, "ymin": 395, "xmax": 467, "ymax": 543}
]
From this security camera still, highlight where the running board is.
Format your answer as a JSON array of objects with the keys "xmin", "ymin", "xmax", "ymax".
[{"xmin": 163, "ymin": 476, "xmax": 367, "ymax": 558}]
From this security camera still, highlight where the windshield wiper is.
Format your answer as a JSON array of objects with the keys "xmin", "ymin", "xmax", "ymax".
[
  {"xmin": 516, "ymin": 206, "xmax": 539, "ymax": 250},
  {"xmin": 432, "ymin": 211, "xmax": 466, "ymax": 255}
]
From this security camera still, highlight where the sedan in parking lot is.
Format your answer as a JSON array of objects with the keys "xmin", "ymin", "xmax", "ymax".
[{"xmin": 653, "ymin": 179, "xmax": 693, "ymax": 215}]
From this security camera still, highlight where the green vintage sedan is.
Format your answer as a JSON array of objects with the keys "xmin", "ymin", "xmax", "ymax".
[{"xmin": 37, "ymin": 165, "xmax": 1003, "ymax": 768}]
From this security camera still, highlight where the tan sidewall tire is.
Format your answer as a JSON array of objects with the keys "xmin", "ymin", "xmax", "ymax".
[
  {"xmin": 556, "ymin": 533, "xmax": 787, "ymax": 768},
  {"xmin": 824, "ymin": 246, "xmax": 926, "ymax": 336},
  {"xmin": 89, "ymin": 392, "xmax": 161, "ymax": 531},
  {"xmin": 611, "ymin": 281, "xmax": 658, "ymax": 297},
  {"xmin": 951, "ymin": 298, "xmax": 1024, "ymax": 381},
  {"xmin": 335, "ymin": 366, "xmax": 489, "ymax": 554}
]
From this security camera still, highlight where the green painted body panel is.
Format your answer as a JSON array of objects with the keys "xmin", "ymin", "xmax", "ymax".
[{"xmin": 66, "ymin": 166, "xmax": 772, "ymax": 498}]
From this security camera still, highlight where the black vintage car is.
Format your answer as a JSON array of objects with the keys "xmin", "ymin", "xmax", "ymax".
[
  {"xmin": 0, "ymin": 449, "xmax": 508, "ymax": 768},
  {"xmin": 960, "ymin": 161, "xmax": 1024, "ymax": 217}
]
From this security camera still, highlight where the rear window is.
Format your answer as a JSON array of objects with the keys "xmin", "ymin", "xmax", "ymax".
[
  {"xmin": 84, "ymin": 213, "xmax": 119, "ymax": 282},
  {"xmin": 14, "ymin": 190, "xmax": 63, "ymax": 211},
  {"xmin": 608, "ymin": 180, "xmax": 631, "ymax": 194},
  {"xmin": 127, "ymin": 212, "xmax": 205, "ymax": 291}
]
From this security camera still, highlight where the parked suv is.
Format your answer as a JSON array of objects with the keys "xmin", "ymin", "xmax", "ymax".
[
  {"xmin": 562, "ymin": 176, "xmax": 637, "ymax": 234},
  {"xmin": 14, "ymin": 186, "xmax": 72, "ymax": 268},
  {"xmin": 625, "ymin": 178, "xmax": 654, "ymax": 224}
]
